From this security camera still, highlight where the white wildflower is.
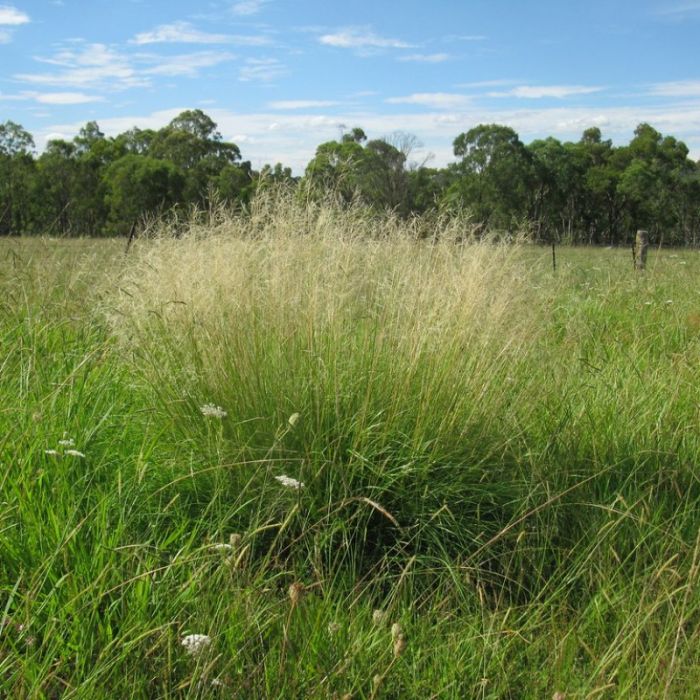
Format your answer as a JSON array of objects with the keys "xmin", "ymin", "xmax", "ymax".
[
  {"xmin": 180, "ymin": 633, "xmax": 211, "ymax": 656},
  {"xmin": 64, "ymin": 449, "xmax": 86, "ymax": 458},
  {"xmin": 665, "ymin": 299, "xmax": 674, "ymax": 304},
  {"xmin": 288, "ymin": 412, "xmax": 301, "ymax": 427},
  {"xmin": 44, "ymin": 449, "xmax": 60, "ymax": 456},
  {"xmin": 275, "ymin": 475, "xmax": 305, "ymax": 490},
  {"xmin": 200, "ymin": 403, "xmax": 227, "ymax": 418},
  {"xmin": 58, "ymin": 438, "xmax": 75, "ymax": 447}
]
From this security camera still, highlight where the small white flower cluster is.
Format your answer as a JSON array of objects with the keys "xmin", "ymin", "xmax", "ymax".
[
  {"xmin": 44, "ymin": 436, "xmax": 85, "ymax": 459},
  {"xmin": 180, "ymin": 633, "xmax": 211, "ymax": 656},
  {"xmin": 275, "ymin": 475, "xmax": 305, "ymax": 490},
  {"xmin": 200, "ymin": 403, "xmax": 227, "ymax": 419}
]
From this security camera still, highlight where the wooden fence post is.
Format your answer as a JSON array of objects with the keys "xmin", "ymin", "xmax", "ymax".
[{"xmin": 634, "ymin": 229, "xmax": 649, "ymax": 270}]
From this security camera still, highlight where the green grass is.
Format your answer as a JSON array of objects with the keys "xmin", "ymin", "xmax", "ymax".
[{"xmin": 1, "ymin": 203, "xmax": 700, "ymax": 698}]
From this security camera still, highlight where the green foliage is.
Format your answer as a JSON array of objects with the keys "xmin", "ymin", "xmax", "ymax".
[
  {"xmin": 1, "ymin": 114, "xmax": 700, "ymax": 243},
  {"xmin": 3, "ymin": 215, "xmax": 700, "ymax": 696},
  {"xmin": 303, "ymin": 127, "xmax": 418, "ymax": 213},
  {"xmin": 445, "ymin": 124, "xmax": 534, "ymax": 229},
  {"xmin": 0, "ymin": 112, "xmax": 250, "ymax": 237},
  {"xmin": 104, "ymin": 155, "xmax": 184, "ymax": 234}
]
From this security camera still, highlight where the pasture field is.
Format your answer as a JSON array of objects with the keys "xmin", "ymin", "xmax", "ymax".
[{"xmin": 1, "ymin": 200, "xmax": 700, "ymax": 698}]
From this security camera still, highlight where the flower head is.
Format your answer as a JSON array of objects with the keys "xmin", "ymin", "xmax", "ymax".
[
  {"xmin": 180, "ymin": 633, "xmax": 211, "ymax": 656},
  {"xmin": 275, "ymin": 475, "xmax": 305, "ymax": 490},
  {"xmin": 64, "ymin": 449, "xmax": 86, "ymax": 458},
  {"xmin": 200, "ymin": 403, "xmax": 227, "ymax": 418}
]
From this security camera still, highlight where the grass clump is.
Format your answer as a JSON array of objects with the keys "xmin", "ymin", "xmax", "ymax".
[{"xmin": 1, "ymin": 196, "xmax": 700, "ymax": 697}]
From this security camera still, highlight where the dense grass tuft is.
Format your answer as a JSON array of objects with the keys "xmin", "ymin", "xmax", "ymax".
[{"xmin": 2, "ymin": 200, "xmax": 700, "ymax": 697}]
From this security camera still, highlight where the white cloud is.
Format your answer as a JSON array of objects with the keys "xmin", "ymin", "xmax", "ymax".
[
  {"xmin": 0, "ymin": 90, "xmax": 103, "ymax": 104},
  {"xmin": 132, "ymin": 21, "xmax": 232, "ymax": 45},
  {"xmin": 142, "ymin": 51, "xmax": 236, "ymax": 77},
  {"xmin": 319, "ymin": 27, "xmax": 415, "ymax": 50},
  {"xmin": 398, "ymin": 53, "xmax": 450, "ymax": 63},
  {"xmin": 33, "ymin": 91, "xmax": 104, "ymax": 104},
  {"xmin": 239, "ymin": 57, "xmax": 287, "ymax": 82},
  {"xmin": 655, "ymin": 1, "xmax": 700, "ymax": 17},
  {"xmin": 489, "ymin": 85, "xmax": 604, "ymax": 99},
  {"xmin": 34, "ymin": 43, "xmax": 121, "ymax": 68},
  {"xmin": 131, "ymin": 21, "xmax": 271, "ymax": 46},
  {"xmin": 648, "ymin": 80, "xmax": 700, "ymax": 97},
  {"xmin": 17, "ymin": 42, "xmax": 237, "ymax": 91},
  {"xmin": 0, "ymin": 5, "xmax": 30, "ymax": 25},
  {"xmin": 17, "ymin": 43, "xmax": 147, "ymax": 90},
  {"xmin": 231, "ymin": 0, "xmax": 269, "ymax": 15},
  {"xmin": 457, "ymin": 79, "xmax": 518, "ymax": 89},
  {"xmin": 386, "ymin": 92, "xmax": 471, "ymax": 109},
  {"xmin": 443, "ymin": 34, "xmax": 487, "ymax": 42},
  {"xmin": 45, "ymin": 131, "xmax": 69, "ymax": 142},
  {"xmin": 269, "ymin": 99, "xmax": 341, "ymax": 109}
]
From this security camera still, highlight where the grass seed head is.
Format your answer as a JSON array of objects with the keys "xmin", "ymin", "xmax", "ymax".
[
  {"xmin": 288, "ymin": 581, "xmax": 304, "ymax": 605},
  {"xmin": 64, "ymin": 449, "xmax": 86, "ymax": 458},
  {"xmin": 393, "ymin": 633, "xmax": 407, "ymax": 657}
]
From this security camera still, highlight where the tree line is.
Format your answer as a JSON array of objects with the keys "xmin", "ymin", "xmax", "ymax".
[{"xmin": 1, "ymin": 109, "xmax": 699, "ymax": 245}]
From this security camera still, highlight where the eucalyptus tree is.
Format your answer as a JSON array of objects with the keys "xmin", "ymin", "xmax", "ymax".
[
  {"xmin": 150, "ymin": 110, "xmax": 243, "ymax": 205},
  {"xmin": 444, "ymin": 124, "xmax": 534, "ymax": 230},
  {"xmin": 0, "ymin": 121, "xmax": 35, "ymax": 235},
  {"xmin": 103, "ymin": 155, "xmax": 184, "ymax": 234}
]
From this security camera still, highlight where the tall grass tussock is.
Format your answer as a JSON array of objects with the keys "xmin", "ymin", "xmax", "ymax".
[{"xmin": 1, "ymin": 191, "xmax": 700, "ymax": 697}]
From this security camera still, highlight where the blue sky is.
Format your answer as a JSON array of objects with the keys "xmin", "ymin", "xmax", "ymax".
[{"xmin": 1, "ymin": 0, "xmax": 700, "ymax": 171}]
